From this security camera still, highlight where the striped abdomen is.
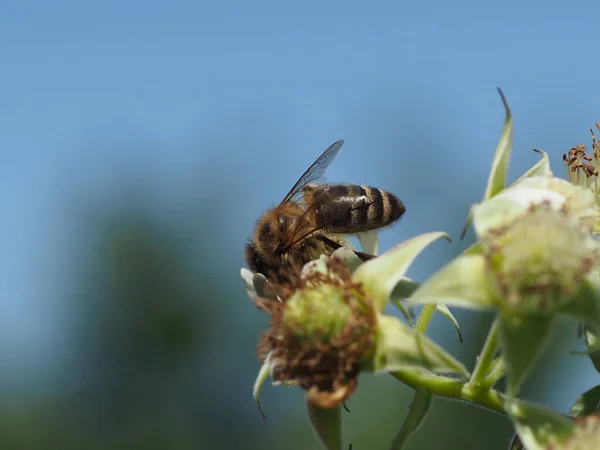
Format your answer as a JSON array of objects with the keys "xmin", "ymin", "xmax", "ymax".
[{"xmin": 306, "ymin": 184, "xmax": 405, "ymax": 234}]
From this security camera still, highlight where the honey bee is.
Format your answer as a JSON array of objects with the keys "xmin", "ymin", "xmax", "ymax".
[{"xmin": 245, "ymin": 139, "xmax": 405, "ymax": 285}]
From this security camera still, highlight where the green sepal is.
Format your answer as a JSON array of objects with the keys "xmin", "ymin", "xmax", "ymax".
[
  {"xmin": 331, "ymin": 247, "xmax": 364, "ymax": 273},
  {"xmin": 353, "ymin": 232, "xmax": 450, "ymax": 313},
  {"xmin": 560, "ymin": 281, "xmax": 600, "ymax": 336},
  {"xmin": 508, "ymin": 433, "xmax": 525, "ymax": 450},
  {"xmin": 356, "ymin": 230, "xmax": 379, "ymax": 256},
  {"xmin": 435, "ymin": 304, "xmax": 463, "ymax": 343},
  {"xmin": 463, "ymin": 241, "xmax": 483, "ymax": 255},
  {"xmin": 408, "ymin": 254, "xmax": 496, "ymax": 310},
  {"xmin": 390, "ymin": 277, "xmax": 420, "ymax": 323},
  {"xmin": 391, "ymin": 299, "xmax": 415, "ymax": 324},
  {"xmin": 505, "ymin": 398, "xmax": 574, "ymax": 450},
  {"xmin": 253, "ymin": 355, "xmax": 272, "ymax": 418},
  {"xmin": 483, "ymin": 88, "xmax": 513, "ymax": 200},
  {"xmin": 569, "ymin": 385, "xmax": 600, "ymax": 417},
  {"xmin": 307, "ymin": 402, "xmax": 342, "ymax": 450},
  {"xmin": 498, "ymin": 314, "xmax": 555, "ymax": 396},
  {"xmin": 460, "ymin": 209, "xmax": 474, "ymax": 241},
  {"xmin": 371, "ymin": 314, "xmax": 469, "ymax": 377},
  {"xmin": 391, "ymin": 277, "xmax": 420, "ymax": 300},
  {"xmin": 460, "ymin": 88, "xmax": 513, "ymax": 239},
  {"xmin": 584, "ymin": 326, "xmax": 600, "ymax": 373},
  {"xmin": 241, "ymin": 268, "xmax": 279, "ymax": 303},
  {"xmin": 513, "ymin": 149, "xmax": 553, "ymax": 184}
]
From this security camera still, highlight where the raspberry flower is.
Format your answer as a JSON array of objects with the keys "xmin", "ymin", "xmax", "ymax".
[
  {"xmin": 242, "ymin": 232, "xmax": 468, "ymax": 449},
  {"xmin": 409, "ymin": 95, "xmax": 600, "ymax": 398}
]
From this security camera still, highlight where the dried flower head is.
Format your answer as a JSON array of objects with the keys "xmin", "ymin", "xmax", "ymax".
[{"xmin": 254, "ymin": 256, "xmax": 377, "ymax": 408}]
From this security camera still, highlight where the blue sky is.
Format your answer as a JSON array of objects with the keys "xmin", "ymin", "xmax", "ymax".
[{"xmin": 1, "ymin": 0, "xmax": 599, "ymax": 399}]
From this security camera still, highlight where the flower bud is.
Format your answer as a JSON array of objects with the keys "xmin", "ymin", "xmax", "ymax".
[
  {"xmin": 482, "ymin": 203, "xmax": 599, "ymax": 313},
  {"xmin": 511, "ymin": 176, "xmax": 600, "ymax": 233},
  {"xmin": 257, "ymin": 256, "xmax": 377, "ymax": 408}
]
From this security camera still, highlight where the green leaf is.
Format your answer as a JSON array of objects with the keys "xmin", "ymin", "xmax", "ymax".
[
  {"xmin": 307, "ymin": 402, "xmax": 342, "ymax": 450},
  {"xmin": 483, "ymin": 88, "xmax": 513, "ymax": 201},
  {"xmin": 353, "ymin": 232, "xmax": 450, "ymax": 312},
  {"xmin": 253, "ymin": 355, "xmax": 272, "ymax": 418},
  {"xmin": 435, "ymin": 304, "xmax": 463, "ymax": 343},
  {"xmin": 569, "ymin": 385, "xmax": 600, "ymax": 417},
  {"xmin": 372, "ymin": 314, "xmax": 469, "ymax": 377},
  {"xmin": 513, "ymin": 149, "xmax": 553, "ymax": 184},
  {"xmin": 498, "ymin": 315, "xmax": 555, "ymax": 396},
  {"xmin": 390, "ymin": 388, "xmax": 433, "ymax": 450},
  {"xmin": 505, "ymin": 398, "xmax": 574, "ymax": 450},
  {"xmin": 408, "ymin": 254, "xmax": 496, "ymax": 310},
  {"xmin": 584, "ymin": 326, "xmax": 600, "ymax": 373},
  {"xmin": 561, "ymin": 281, "xmax": 600, "ymax": 336}
]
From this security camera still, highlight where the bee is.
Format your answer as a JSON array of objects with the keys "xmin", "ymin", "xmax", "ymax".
[{"xmin": 245, "ymin": 139, "xmax": 405, "ymax": 285}]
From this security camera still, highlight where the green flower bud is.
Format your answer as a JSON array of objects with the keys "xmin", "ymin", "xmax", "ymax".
[
  {"xmin": 510, "ymin": 176, "xmax": 600, "ymax": 233},
  {"xmin": 284, "ymin": 284, "xmax": 352, "ymax": 344},
  {"xmin": 482, "ymin": 203, "xmax": 600, "ymax": 313},
  {"xmin": 257, "ymin": 256, "xmax": 377, "ymax": 408}
]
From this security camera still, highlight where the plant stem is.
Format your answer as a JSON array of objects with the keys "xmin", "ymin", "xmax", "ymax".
[
  {"xmin": 392, "ymin": 288, "xmax": 507, "ymax": 422},
  {"xmin": 389, "ymin": 387, "xmax": 433, "ymax": 450},
  {"xmin": 307, "ymin": 402, "xmax": 342, "ymax": 450},
  {"xmin": 466, "ymin": 317, "xmax": 499, "ymax": 393},
  {"xmin": 483, "ymin": 356, "xmax": 506, "ymax": 389},
  {"xmin": 388, "ymin": 304, "xmax": 438, "ymax": 449},
  {"xmin": 414, "ymin": 304, "xmax": 437, "ymax": 334},
  {"xmin": 390, "ymin": 370, "xmax": 506, "ymax": 415}
]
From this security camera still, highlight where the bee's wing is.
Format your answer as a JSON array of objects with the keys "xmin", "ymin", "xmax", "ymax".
[{"xmin": 280, "ymin": 140, "xmax": 344, "ymax": 204}]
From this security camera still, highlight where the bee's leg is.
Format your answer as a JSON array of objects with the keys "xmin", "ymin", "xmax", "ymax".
[
  {"xmin": 354, "ymin": 251, "xmax": 376, "ymax": 261},
  {"xmin": 316, "ymin": 235, "xmax": 343, "ymax": 251}
]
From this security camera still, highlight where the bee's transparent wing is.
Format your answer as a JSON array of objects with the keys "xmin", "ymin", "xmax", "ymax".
[{"xmin": 280, "ymin": 140, "xmax": 344, "ymax": 204}]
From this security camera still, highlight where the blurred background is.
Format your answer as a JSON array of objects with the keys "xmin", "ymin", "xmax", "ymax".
[{"xmin": 2, "ymin": 1, "xmax": 599, "ymax": 449}]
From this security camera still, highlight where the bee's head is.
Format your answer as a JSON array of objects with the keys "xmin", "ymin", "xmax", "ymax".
[{"xmin": 253, "ymin": 207, "xmax": 303, "ymax": 263}]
